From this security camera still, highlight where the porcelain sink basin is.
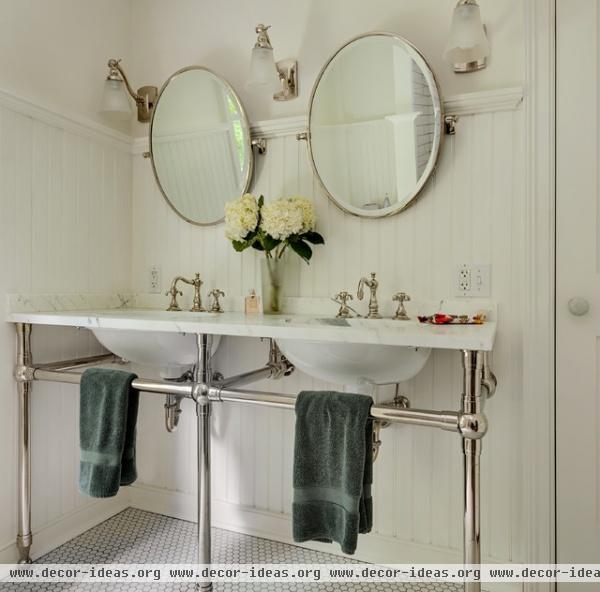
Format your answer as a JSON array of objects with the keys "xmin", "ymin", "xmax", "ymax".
[
  {"xmin": 276, "ymin": 339, "xmax": 431, "ymax": 386},
  {"xmin": 91, "ymin": 328, "xmax": 221, "ymax": 379}
]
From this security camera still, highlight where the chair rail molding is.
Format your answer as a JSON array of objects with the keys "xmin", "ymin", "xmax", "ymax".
[
  {"xmin": 131, "ymin": 86, "xmax": 524, "ymax": 154},
  {"xmin": 0, "ymin": 87, "xmax": 132, "ymax": 152},
  {"xmin": 523, "ymin": 0, "xmax": 556, "ymax": 589}
]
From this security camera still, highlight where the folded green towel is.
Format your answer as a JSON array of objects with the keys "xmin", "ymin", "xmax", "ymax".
[
  {"xmin": 79, "ymin": 368, "xmax": 139, "ymax": 498},
  {"xmin": 293, "ymin": 391, "xmax": 373, "ymax": 555}
]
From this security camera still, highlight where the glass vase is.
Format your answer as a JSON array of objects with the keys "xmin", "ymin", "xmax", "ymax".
[{"xmin": 260, "ymin": 255, "xmax": 286, "ymax": 315}]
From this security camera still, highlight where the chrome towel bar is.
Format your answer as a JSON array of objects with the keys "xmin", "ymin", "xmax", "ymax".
[{"xmin": 28, "ymin": 365, "xmax": 477, "ymax": 437}]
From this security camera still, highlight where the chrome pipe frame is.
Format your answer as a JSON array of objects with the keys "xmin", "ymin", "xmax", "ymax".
[
  {"xmin": 195, "ymin": 334, "xmax": 212, "ymax": 591},
  {"xmin": 15, "ymin": 323, "xmax": 32, "ymax": 564},
  {"xmin": 13, "ymin": 323, "xmax": 491, "ymax": 592},
  {"xmin": 462, "ymin": 350, "xmax": 485, "ymax": 592}
]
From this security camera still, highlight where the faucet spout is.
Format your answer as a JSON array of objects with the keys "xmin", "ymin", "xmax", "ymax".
[
  {"xmin": 166, "ymin": 273, "xmax": 205, "ymax": 312},
  {"xmin": 357, "ymin": 272, "xmax": 381, "ymax": 319}
]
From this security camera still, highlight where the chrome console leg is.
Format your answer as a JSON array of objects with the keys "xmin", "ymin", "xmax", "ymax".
[
  {"xmin": 461, "ymin": 350, "xmax": 485, "ymax": 592},
  {"xmin": 195, "ymin": 334, "xmax": 213, "ymax": 591},
  {"xmin": 15, "ymin": 323, "xmax": 33, "ymax": 564}
]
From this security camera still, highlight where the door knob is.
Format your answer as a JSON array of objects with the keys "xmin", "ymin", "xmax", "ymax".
[{"xmin": 568, "ymin": 297, "xmax": 590, "ymax": 316}]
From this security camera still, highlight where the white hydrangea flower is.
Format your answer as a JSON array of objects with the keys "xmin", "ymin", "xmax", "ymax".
[
  {"xmin": 289, "ymin": 196, "xmax": 316, "ymax": 233},
  {"xmin": 260, "ymin": 198, "xmax": 304, "ymax": 240},
  {"xmin": 224, "ymin": 193, "xmax": 259, "ymax": 241}
]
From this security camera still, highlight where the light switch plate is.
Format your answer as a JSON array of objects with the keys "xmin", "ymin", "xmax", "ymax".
[{"xmin": 455, "ymin": 264, "xmax": 491, "ymax": 297}]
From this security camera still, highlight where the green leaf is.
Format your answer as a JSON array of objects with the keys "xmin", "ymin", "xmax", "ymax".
[
  {"xmin": 251, "ymin": 241, "xmax": 265, "ymax": 251},
  {"xmin": 303, "ymin": 231, "xmax": 325, "ymax": 245},
  {"xmin": 290, "ymin": 240, "xmax": 313, "ymax": 263},
  {"xmin": 232, "ymin": 240, "xmax": 248, "ymax": 252},
  {"xmin": 258, "ymin": 195, "xmax": 264, "ymax": 208},
  {"xmin": 261, "ymin": 234, "xmax": 281, "ymax": 252}
]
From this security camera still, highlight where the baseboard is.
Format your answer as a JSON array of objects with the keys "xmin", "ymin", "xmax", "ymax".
[
  {"xmin": 130, "ymin": 484, "xmax": 522, "ymax": 592},
  {"xmin": 0, "ymin": 494, "xmax": 129, "ymax": 564}
]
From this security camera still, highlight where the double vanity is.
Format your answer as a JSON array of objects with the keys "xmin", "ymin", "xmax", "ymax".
[{"xmin": 8, "ymin": 298, "xmax": 496, "ymax": 592}]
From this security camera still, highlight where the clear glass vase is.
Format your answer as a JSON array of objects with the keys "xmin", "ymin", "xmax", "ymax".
[{"xmin": 260, "ymin": 255, "xmax": 286, "ymax": 315}]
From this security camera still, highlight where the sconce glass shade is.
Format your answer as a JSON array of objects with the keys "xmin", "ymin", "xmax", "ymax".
[
  {"xmin": 99, "ymin": 78, "xmax": 132, "ymax": 120},
  {"xmin": 246, "ymin": 46, "xmax": 281, "ymax": 93},
  {"xmin": 444, "ymin": 0, "xmax": 490, "ymax": 72}
]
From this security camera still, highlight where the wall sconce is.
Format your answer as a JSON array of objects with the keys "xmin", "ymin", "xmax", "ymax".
[
  {"xmin": 99, "ymin": 59, "xmax": 158, "ymax": 123},
  {"xmin": 444, "ymin": 0, "xmax": 490, "ymax": 73},
  {"xmin": 246, "ymin": 24, "xmax": 298, "ymax": 101}
]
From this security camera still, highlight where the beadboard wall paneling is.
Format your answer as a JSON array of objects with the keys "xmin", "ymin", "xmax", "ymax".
[
  {"xmin": 0, "ymin": 104, "xmax": 132, "ymax": 561},
  {"xmin": 131, "ymin": 105, "xmax": 526, "ymax": 564}
]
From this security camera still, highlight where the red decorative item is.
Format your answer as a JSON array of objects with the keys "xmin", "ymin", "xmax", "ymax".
[{"xmin": 433, "ymin": 314, "xmax": 455, "ymax": 325}]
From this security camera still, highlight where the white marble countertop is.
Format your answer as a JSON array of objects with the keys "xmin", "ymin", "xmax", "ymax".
[{"xmin": 7, "ymin": 307, "xmax": 497, "ymax": 351}]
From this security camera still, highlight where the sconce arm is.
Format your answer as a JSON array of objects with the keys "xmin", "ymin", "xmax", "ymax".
[{"xmin": 108, "ymin": 59, "xmax": 144, "ymax": 105}]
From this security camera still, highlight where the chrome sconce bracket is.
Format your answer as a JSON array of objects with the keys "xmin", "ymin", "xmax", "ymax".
[
  {"xmin": 274, "ymin": 59, "xmax": 298, "ymax": 101},
  {"xmin": 135, "ymin": 85, "xmax": 158, "ymax": 123},
  {"xmin": 251, "ymin": 138, "xmax": 267, "ymax": 155},
  {"xmin": 445, "ymin": 114, "xmax": 458, "ymax": 135}
]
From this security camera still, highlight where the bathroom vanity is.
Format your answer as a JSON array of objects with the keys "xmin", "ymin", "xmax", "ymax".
[{"xmin": 8, "ymin": 304, "xmax": 496, "ymax": 592}]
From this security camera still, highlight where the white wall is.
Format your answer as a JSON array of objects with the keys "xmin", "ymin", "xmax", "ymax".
[
  {"xmin": 0, "ymin": 1, "xmax": 134, "ymax": 561},
  {"xmin": 129, "ymin": 0, "xmax": 524, "ymax": 135},
  {"xmin": 0, "ymin": 0, "xmax": 132, "ymax": 134}
]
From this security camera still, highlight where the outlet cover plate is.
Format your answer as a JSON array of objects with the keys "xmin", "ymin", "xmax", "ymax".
[
  {"xmin": 455, "ymin": 264, "xmax": 491, "ymax": 298},
  {"xmin": 148, "ymin": 265, "xmax": 161, "ymax": 294}
]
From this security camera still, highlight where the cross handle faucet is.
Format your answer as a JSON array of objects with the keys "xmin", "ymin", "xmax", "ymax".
[
  {"xmin": 392, "ymin": 292, "xmax": 411, "ymax": 321},
  {"xmin": 208, "ymin": 289, "xmax": 225, "ymax": 313},
  {"xmin": 332, "ymin": 291, "xmax": 360, "ymax": 318}
]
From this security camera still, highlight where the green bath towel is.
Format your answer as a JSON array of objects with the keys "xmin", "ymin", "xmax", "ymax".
[
  {"xmin": 293, "ymin": 391, "xmax": 373, "ymax": 555},
  {"xmin": 79, "ymin": 368, "xmax": 140, "ymax": 498}
]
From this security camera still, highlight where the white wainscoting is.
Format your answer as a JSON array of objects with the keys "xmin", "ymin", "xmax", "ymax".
[
  {"xmin": 130, "ymin": 89, "xmax": 527, "ymax": 567},
  {"xmin": 0, "ymin": 91, "xmax": 133, "ymax": 562}
]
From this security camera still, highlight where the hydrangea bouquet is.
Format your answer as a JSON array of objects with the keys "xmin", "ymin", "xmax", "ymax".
[{"xmin": 224, "ymin": 194, "xmax": 324, "ymax": 313}]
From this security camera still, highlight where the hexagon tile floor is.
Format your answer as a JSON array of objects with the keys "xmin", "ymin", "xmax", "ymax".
[{"xmin": 3, "ymin": 508, "xmax": 463, "ymax": 591}]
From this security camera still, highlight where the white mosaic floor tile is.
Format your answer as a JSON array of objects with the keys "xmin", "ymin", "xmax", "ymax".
[{"xmin": 2, "ymin": 508, "xmax": 462, "ymax": 591}]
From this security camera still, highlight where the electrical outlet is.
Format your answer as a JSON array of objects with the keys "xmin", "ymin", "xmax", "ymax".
[
  {"xmin": 455, "ymin": 264, "xmax": 491, "ymax": 297},
  {"xmin": 456, "ymin": 264, "xmax": 471, "ymax": 293},
  {"xmin": 148, "ymin": 265, "xmax": 161, "ymax": 294}
]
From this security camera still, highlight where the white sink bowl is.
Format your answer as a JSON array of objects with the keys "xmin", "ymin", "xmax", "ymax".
[
  {"xmin": 276, "ymin": 339, "xmax": 431, "ymax": 386},
  {"xmin": 91, "ymin": 328, "xmax": 221, "ymax": 379}
]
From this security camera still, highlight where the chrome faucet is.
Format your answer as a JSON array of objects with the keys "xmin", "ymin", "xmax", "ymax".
[
  {"xmin": 166, "ymin": 273, "xmax": 205, "ymax": 312},
  {"xmin": 357, "ymin": 272, "xmax": 381, "ymax": 319}
]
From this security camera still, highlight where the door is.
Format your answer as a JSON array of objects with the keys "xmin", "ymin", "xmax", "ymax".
[{"xmin": 557, "ymin": 0, "xmax": 600, "ymax": 585}]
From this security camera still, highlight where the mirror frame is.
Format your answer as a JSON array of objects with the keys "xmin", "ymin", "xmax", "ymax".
[
  {"xmin": 149, "ymin": 65, "xmax": 254, "ymax": 227},
  {"xmin": 307, "ymin": 32, "xmax": 444, "ymax": 218}
]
